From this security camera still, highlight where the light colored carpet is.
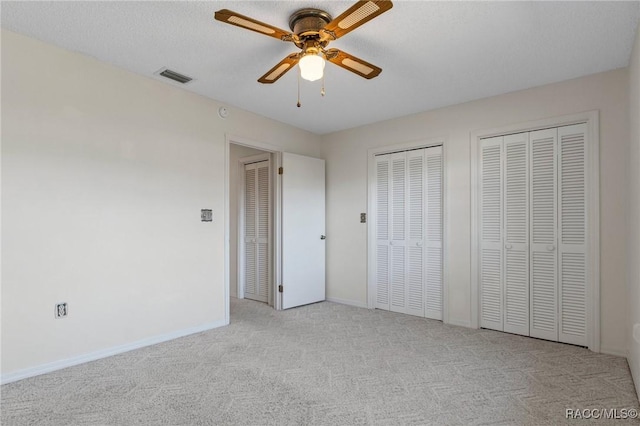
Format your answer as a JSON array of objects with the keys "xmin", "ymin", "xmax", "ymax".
[{"xmin": 1, "ymin": 298, "xmax": 638, "ymax": 425}]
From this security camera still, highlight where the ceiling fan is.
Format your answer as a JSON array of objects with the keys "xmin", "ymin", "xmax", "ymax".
[{"xmin": 214, "ymin": 1, "xmax": 393, "ymax": 84}]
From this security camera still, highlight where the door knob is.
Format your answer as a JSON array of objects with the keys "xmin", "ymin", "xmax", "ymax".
[
  {"xmin": 505, "ymin": 244, "xmax": 512, "ymax": 249},
  {"xmin": 416, "ymin": 242, "xmax": 422, "ymax": 247},
  {"xmin": 547, "ymin": 245, "xmax": 555, "ymax": 251},
  {"xmin": 320, "ymin": 235, "xmax": 326, "ymax": 240}
]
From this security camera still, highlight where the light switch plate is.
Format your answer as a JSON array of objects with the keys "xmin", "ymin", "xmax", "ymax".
[{"xmin": 201, "ymin": 209, "xmax": 213, "ymax": 222}]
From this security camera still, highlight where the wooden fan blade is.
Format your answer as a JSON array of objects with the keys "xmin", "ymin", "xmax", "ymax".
[
  {"xmin": 214, "ymin": 9, "xmax": 292, "ymax": 41},
  {"xmin": 325, "ymin": 49, "xmax": 382, "ymax": 79},
  {"xmin": 321, "ymin": 1, "xmax": 393, "ymax": 40},
  {"xmin": 258, "ymin": 53, "xmax": 300, "ymax": 84}
]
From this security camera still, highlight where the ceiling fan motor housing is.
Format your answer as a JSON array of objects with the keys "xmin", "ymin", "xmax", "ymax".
[{"xmin": 289, "ymin": 9, "xmax": 332, "ymax": 37}]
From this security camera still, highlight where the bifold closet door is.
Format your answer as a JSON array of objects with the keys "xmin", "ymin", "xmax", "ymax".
[
  {"xmin": 375, "ymin": 155, "xmax": 391, "ymax": 311},
  {"xmin": 425, "ymin": 147, "xmax": 443, "ymax": 320},
  {"xmin": 479, "ymin": 124, "xmax": 588, "ymax": 346},
  {"xmin": 375, "ymin": 147, "xmax": 443, "ymax": 319},
  {"xmin": 503, "ymin": 133, "xmax": 529, "ymax": 336},
  {"xmin": 405, "ymin": 150, "xmax": 425, "ymax": 317},
  {"xmin": 480, "ymin": 133, "xmax": 531, "ymax": 335},
  {"xmin": 529, "ymin": 128, "xmax": 558, "ymax": 341},
  {"xmin": 479, "ymin": 136, "xmax": 504, "ymax": 331},
  {"xmin": 558, "ymin": 123, "xmax": 587, "ymax": 346},
  {"xmin": 244, "ymin": 161, "xmax": 270, "ymax": 303},
  {"xmin": 389, "ymin": 153, "xmax": 408, "ymax": 314}
]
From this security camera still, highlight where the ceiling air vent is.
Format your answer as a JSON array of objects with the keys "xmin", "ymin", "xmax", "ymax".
[{"xmin": 157, "ymin": 68, "xmax": 193, "ymax": 84}]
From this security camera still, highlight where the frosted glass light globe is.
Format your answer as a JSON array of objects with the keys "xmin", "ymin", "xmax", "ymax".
[{"xmin": 299, "ymin": 54, "xmax": 325, "ymax": 82}]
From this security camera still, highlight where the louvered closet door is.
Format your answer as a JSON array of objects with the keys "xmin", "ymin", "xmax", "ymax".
[
  {"xmin": 406, "ymin": 149, "xmax": 425, "ymax": 317},
  {"xmin": 375, "ymin": 156, "xmax": 391, "ymax": 311},
  {"xmin": 529, "ymin": 128, "xmax": 558, "ymax": 341},
  {"xmin": 374, "ymin": 147, "xmax": 442, "ymax": 319},
  {"xmin": 480, "ymin": 137, "xmax": 504, "ymax": 331},
  {"xmin": 503, "ymin": 133, "xmax": 529, "ymax": 336},
  {"xmin": 425, "ymin": 147, "xmax": 443, "ymax": 320},
  {"xmin": 389, "ymin": 153, "xmax": 408, "ymax": 314},
  {"xmin": 244, "ymin": 161, "xmax": 270, "ymax": 303},
  {"xmin": 558, "ymin": 124, "xmax": 587, "ymax": 346}
]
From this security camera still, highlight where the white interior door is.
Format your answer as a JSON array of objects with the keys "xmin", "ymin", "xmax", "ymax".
[
  {"xmin": 281, "ymin": 152, "xmax": 326, "ymax": 309},
  {"xmin": 243, "ymin": 160, "xmax": 270, "ymax": 303}
]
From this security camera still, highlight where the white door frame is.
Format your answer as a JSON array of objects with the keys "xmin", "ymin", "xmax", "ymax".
[
  {"xmin": 237, "ymin": 153, "xmax": 271, "ymax": 304},
  {"xmin": 469, "ymin": 110, "xmax": 600, "ymax": 352},
  {"xmin": 367, "ymin": 137, "xmax": 449, "ymax": 323},
  {"xmin": 225, "ymin": 135, "xmax": 283, "ymax": 325}
]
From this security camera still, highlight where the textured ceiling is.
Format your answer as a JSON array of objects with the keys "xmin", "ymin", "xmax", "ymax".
[{"xmin": 2, "ymin": 1, "xmax": 639, "ymax": 135}]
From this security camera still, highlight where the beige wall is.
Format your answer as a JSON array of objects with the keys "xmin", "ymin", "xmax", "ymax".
[
  {"xmin": 0, "ymin": 29, "xmax": 320, "ymax": 379},
  {"xmin": 321, "ymin": 68, "xmax": 629, "ymax": 355},
  {"xmin": 628, "ymin": 23, "xmax": 640, "ymax": 399},
  {"xmin": 229, "ymin": 144, "xmax": 266, "ymax": 298}
]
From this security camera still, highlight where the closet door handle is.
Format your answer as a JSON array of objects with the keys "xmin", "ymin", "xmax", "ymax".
[
  {"xmin": 389, "ymin": 241, "xmax": 394, "ymax": 246},
  {"xmin": 547, "ymin": 245, "xmax": 555, "ymax": 251},
  {"xmin": 505, "ymin": 244, "xmax": 512, "ymax": 249},
  {"xmin": 416, "ymin": 242, "xmax": 422, "ymax": 247}
]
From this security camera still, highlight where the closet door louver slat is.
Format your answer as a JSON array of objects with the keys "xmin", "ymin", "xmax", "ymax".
[
  {"xmin": 503, "ymin": 133, "xmax": 529, "ymax": 336},
  {"xmin": 558, "ymin": 124, "xmax": 587, "ymax": 346},
  {"xmin": 480, "ymin": 137, "xmax": 504, "ymax": 331}
]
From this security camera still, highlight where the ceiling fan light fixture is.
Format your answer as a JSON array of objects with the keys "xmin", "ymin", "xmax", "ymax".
[{"xmin": 299, "ymin": 53, "xmax": 325, "ymax": 82}]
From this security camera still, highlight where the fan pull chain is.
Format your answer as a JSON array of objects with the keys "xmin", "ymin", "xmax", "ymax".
[
  {"xmin": 297, "ymin": 69, "xmax": 301, "ymax": 108},
  {"xmin": 321, "ymin": 74, "xmax": 325, "ymax": 97}
]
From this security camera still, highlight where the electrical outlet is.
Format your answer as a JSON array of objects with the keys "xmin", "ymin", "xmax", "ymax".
[{"xmin": 55, "ymin": 303, "xmax": 68, "ymax": 319}]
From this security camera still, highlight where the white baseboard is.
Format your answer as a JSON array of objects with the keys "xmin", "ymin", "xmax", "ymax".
[
  {"xmin": 1, "ymin": 319, "xmax": 228, "ymax": 385},
  {"xmin": 447, "ymin": 318, "xmax": 472, "ymax": 328},
  {"xmin": 326, "ymin": 297, "xmax": 368, "ymax": 309},
  {"xmin": 600, "ymin": 346, "xmax": 629, "ymax": 358}
]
